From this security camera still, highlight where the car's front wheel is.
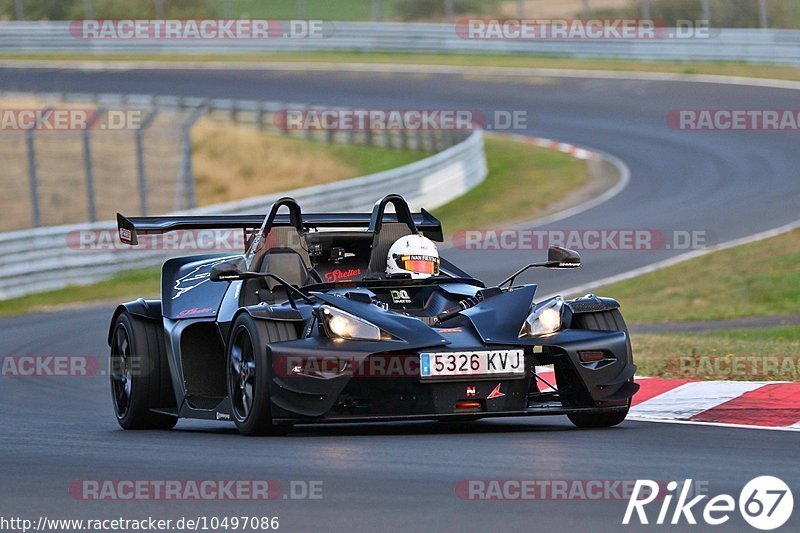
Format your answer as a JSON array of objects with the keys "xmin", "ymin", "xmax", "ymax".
[
  {"xmin": 566, "ymin": 308, "xmax": 633, "ymax": 429},
  {"xmin": 227, "ymin": 313, "xmax": 296, "ymax": 436}
]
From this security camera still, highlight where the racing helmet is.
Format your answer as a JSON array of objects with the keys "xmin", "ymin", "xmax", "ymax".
[{"xmin": 386, "ymin": 235, "xmax": 440, "ymax": 279}]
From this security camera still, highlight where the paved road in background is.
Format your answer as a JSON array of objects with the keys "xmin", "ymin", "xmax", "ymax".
[{"xmin": 0, "ymin": 66, "xmax": 798, "ymax": 532}]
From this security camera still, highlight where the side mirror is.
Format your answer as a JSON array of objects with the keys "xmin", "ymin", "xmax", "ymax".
[
  {"xmin": 210, "ymin": 257, "xmax": 247, "ymax": 282},
  {"xmin": 498, "ymin": 246, "xmax": 582, "ymax": 287},
  {"xmin": 548, "ymin": 246, "xmax": 581, "ymax": 268}
]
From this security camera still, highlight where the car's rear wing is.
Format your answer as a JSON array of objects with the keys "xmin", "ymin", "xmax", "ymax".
[{"xmin": 117, "ymin": 196, "xmax": 444, "ymax": 246}]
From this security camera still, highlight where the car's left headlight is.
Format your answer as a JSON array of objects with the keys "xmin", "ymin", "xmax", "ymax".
[
  {"xmin": 519, "ymin": 296, "xmax": 564, "ymax": 338},
  {"xmin": 319, "ymin": 305, "xmax": 382, "ymax": 341}
]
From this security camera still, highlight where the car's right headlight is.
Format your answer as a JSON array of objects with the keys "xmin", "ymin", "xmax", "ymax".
[
  {"xmin": 319, "ymin": 305, "xmax": 382, "ymax": 341},
  {"xmin": 519, "ymin": 296, "xmax": 564, "ymax": 338}
]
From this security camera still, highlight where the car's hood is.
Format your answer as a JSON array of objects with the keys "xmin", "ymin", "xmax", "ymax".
[
  {"xmin": 313, "ymin": 292, "xmax": 448, "ymax": 351},
  {"xmin": 313, "ymin": 283, "xmax": 538, "ymax": 349},
  {"xmin": 461, "ymin": 285, "xmax": 538, "ymax": 345}
]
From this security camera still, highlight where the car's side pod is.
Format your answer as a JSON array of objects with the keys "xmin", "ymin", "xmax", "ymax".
[{"xmin": 107, "ymin": 298, "xmax": 163, "ymax": 346}]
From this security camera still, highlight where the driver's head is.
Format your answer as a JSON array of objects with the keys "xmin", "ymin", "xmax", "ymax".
[{"xmin": 386, "ymin": 235, "xmax": 440, "ymax": 279}]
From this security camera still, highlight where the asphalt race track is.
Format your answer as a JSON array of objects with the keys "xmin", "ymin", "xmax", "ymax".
[{"xmin": 0, "ymin": 65, "xmax": 798, "ymax": 532}]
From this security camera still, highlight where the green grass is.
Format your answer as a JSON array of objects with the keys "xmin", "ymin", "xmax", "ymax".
[
  {"xmin": 432, "ymin": 135, "xmax": 587, "ymax": 233},
  {"xmin": 600, "ymin": 229, "xmax": 800, "ymax": 323},
  {"xmin": 0, "ymin": 135, "xmax": 586, "ymax": 317},
  {"xmin": 218, "ymin": 0, "xmax": 401, "ymax": 21},
  {"xmin": 322, "ymin": 141, "xmax": 430, "ymax": 175},
  {"xmin": 224, "ymin": 0, "xmax": 508, "ymax": 21},
  {"xmin": 4, "ymin": 52, "xmax": 800, "ymax": 83},
  {"xmin": 603, "ymin": 229, "xmax": 800, "ymax": 380},
  {"xmin": 633, "ymin": 326, "xmax": 800, "ymax": 380}
]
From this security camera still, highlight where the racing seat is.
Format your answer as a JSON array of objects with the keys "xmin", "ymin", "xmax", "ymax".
[
  {"xmin": 256, "ymin": 246, "xmax": 310, "ymax": 304},
  {"xmin": 367, "ymin": 223, "xmax": 413, "ymax": 275},
  {"xmin": 242, "ymin": 200, "xmax": 314, "ymax": 305}
]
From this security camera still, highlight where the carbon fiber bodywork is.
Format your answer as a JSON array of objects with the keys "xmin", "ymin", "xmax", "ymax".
[{"xmin": 108, "ymin": 196, "xmax": 638, "ymax": 429}]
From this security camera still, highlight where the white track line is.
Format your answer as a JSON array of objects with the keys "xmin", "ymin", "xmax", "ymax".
[
  {"xmin": 627, "ymin": 416, "xmax": 800, "ymax": 432},
  {"xmin": 630, "ymin": 381, "xmax": 765, "ymax": 420}
]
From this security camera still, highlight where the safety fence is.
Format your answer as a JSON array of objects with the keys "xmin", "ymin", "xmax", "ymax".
[
  {"xmin": 0, "ymin": 91, "xmax": 466, "ymax": 232},
  {"xmin": 0, "ymin": 125, "xmax": 487, "ymax": 300}
]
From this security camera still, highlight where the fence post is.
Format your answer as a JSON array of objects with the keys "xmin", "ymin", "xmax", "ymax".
[
  {"xmin": 582, "ymin": 0, "xmax": 590, "ymax": 18},
  {"xmin": 296, "ymin": 0, "xmax": 307, "ymax": 19},
  {"xmin": 305, "ymin": 106, "xmax": 315, "ymax": 141},
  {"xmin": 176, "ymin": 105, "xmax": 206, "ymax": 211},
  {"xmin": 25, "ymin": 129, "xmax": 41, "ymax": 228},
  {"xmin": 154, "ymin": 0, "xmax": 165, "ymax": 19},
  {"xmin": 641, "ymin": 0, "xmax": 650, "ymax": 20},
  {"xmin": 84, "ymin": 0, "xmax": 94, "ymax": 19},
  {"xmin": 82, "ymin": 109, "xmax": 104, "ymax": 223},
  {"xmin": 372, "ymin": 0, "xmax": 382, "ymax": 22},
  {"xmin": 15, "ymin": 0, "xmax": 23, "ymax": 20},
  {"xmin": 701, "ymin": 0, "xmax": 710, "ymax": 26},
  {"xmin": 516, "ymin": 0, "xmax": 525, "ymax": 18},
  {"xmin": 444, "ymin": 0, "xmax": 455, "ymax": 21},
  {"xmin": 758, "ymin": 0, "xmax": 768, "ymax": 28},
  {"xmin": 135, "ymin": 109, "xmax": 158, "ymax": 216},
  {"xmin": 257, "ymin": 103, "xmax": 265, "ymax": 131}
]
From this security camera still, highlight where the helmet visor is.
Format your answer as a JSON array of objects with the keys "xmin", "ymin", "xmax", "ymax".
[{"xmin": 394, "ymin": 254, "xmax": 440, "ymax": 275}]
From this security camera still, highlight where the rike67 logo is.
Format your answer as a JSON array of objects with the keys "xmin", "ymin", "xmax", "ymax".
[{"xmin": 624, "ymin": 477, "xmax": 793, "ymax": 530}]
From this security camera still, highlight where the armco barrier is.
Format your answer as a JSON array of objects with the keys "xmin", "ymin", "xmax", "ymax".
[
  {"xmin": 0, "ymin": 22, "xmax": 798, "ymax": 65},
  {"xmin": 0, "ymin": 129, "xmax": 487, "ymax": 300}
]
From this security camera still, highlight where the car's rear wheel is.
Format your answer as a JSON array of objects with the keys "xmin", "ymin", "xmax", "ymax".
[
  {"xmin": 227, "ymin": 313, "xmax": 296, "ymax": 436},
  {"xmin": 110, "ymin": 312, "xmax": 177, "ymax": 430},
  {"xmin": 566, "ymin": 309, "xmax": 632, "ymax": 429}
]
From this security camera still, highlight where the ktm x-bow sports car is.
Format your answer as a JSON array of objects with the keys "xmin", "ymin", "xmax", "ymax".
[{"xmin": 109, "ymin": 195, "xmax": 638, "ymax": 436}]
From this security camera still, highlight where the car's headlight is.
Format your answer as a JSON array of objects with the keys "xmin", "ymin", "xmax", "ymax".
[
  {"xmin": 519, "ymin": 296, "xmax": 564, "ymax": 338},
  {"xmin": 319, "ymin": 305, "xmax": 382, "ymax": 341}
]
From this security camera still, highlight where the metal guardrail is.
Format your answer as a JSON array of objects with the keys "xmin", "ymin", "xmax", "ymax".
[
  {"xmin": 0, "ymin": 129, "xmax": 487, "ymax": 300},
  {"xmin": 0, "ymin": 22, "xmax": 799, "ymax": 65}
]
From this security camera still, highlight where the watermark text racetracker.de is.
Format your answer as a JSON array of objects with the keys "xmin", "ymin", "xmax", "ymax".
[
  {"xmin": 668, "ymin": 109, "xmax": 800, "ymax": 131},
  {"xmin": 456, "ymin": 18, "xmax": 714, "ymax": 40},
  {"xmin": 0, "ymin": 108, "xmax": 144, "ymax": 131},
  {"xmin": 668, "ymin": 355, "xmax": 800, "ymax": 381},
  {"xmin": 273, "ymin": 108, "xmax": 529, "ymax": 131},
  {"xmin": 69, "ymin": 19, "xmax": 332, "ymax": 40},
  {"xmin": 68, "ymin": 479, "xmax": 322, "ymax": 501},
  {"xmin": 456, "ymin": 479, "xmax": 705, "ymax": 501},
  {"xmin": 1, "ymin": 355, "xmax": 103, "ymax": 377},
  {"xmin": 453, "ymin": 229, "xmax": 709, "ymax": 251}
]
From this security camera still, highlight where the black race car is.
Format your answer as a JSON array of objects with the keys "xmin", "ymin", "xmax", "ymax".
[{"xmin": 109, "ymin": 194, "xmax": 638, "ymax": 436}]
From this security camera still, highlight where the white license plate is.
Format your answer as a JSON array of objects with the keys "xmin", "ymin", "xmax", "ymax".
[{"xmin": 420, "ymin": 350, "xmax": 525, "ymax": 378}]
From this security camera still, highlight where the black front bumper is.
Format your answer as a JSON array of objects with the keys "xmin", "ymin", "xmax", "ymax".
[{"xmin": 265, "ymin": 327, "xmax": 637, "ymax": 423}]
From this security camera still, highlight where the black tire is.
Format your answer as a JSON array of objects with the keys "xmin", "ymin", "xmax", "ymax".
[
  {"xmin": 566, "ymin": 309, "xmax": 632, "ymax": 429},
  {"xmin": 110, "ymin": 312, "xmax": 177, "ymax": 430},
  {"xmin": 227, "ymin": 313, "xmax": 296, "ymax": 436}
]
